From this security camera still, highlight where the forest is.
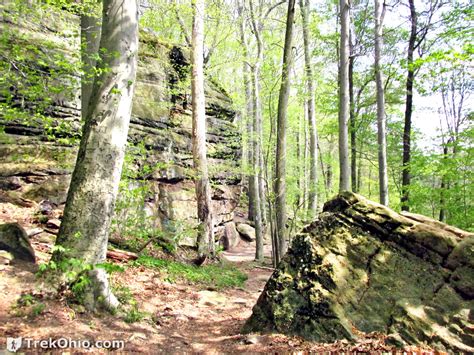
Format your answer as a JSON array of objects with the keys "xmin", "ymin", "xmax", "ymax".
[{"xmin": 0, "ymin": 0, "xmax": 473, "ymax": 353}]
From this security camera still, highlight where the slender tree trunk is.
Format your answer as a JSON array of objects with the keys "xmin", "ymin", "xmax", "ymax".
[
  {"xmin": 303, "ymin": 114, "xmax": 309, "ymax": 211},
  {"xmin": 338, "ymin": 0, "xmax": 351, "ymax": 192},
  {"xmin": 374, "ymin": 0, "xmax": 388, "ymax": 206},
  {"xmin": 299, "ymin": 0, "xmax": 318, "ymax": 218},
  {"xmin": 317, "ymin": 141, "xmax": 329, "ymax": 200},
  {"xmin": 349, "ymin": 55, "xmax": 357, "ymax": 192},
  {"xmin": 275, "ymin": 0, "xmax": 296, "ymax": 261},
  {"xmin": 192, "ymin": 0, "xmax": 214, "ymax": 257},
  {"xmin": 248, "ymin": 0, "xmax": 265, "ymax": 261},
  {"xmin": 258, "ymin": 143, "xmax": 267, "ymax": 227},
  {"xmin": 54, "ymin": 0, "xmax": 138, "ymax": 311},
  {"xmin": 439, "ymin": 142, "xmax": 449, "ymax": 222},
  {"xmin": 401, "ymin": 0, "xmax": 417, "ymax": 211},
  {"xmin": 238, "ymin": 3, "xmax": 255, "ymax": 222},
  {"xmin": 357, "ymin": 141, "xmax": 363, "ymax": 192},
  {"xmin": 252, "ymin": 63, "xmax": 264, "ymax": 261},
  {"xmin": 80, "ymin": 1, "xmax": 101, "ymax": 120},
  {"xmin": 297, "ymin": 109, "xmax": 304, "ymax": 206}
]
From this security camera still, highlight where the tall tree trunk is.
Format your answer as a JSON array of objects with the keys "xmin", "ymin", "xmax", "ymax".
[
  {"xmin": 252, "ymin": 63, "xmax": 264, "ymax": 261},
  {"xmin": 439, "ymin": 141, "xmax": 449, "ymax": 222},
  {"xmin": 299, "ymin": 0, "xmax": 318, "ymax": 218},
  {"xmin": 275, "ymin": 0, "xmax": 296, "ymax": 262},
  {"xmin": 401, "ymin": 0, "xmax": 417, "ymax": 211},
  {"xmin": 338, "ymin": 0, "xmax": 351, "ymax": 192},
  {"xmin": 374, "ymin": 0, "xmax": 389, "ymax": 206},
  {"xmin": 80, "ymin": 1, "xmax": 101, "ymax": 120},
  {"xmin": 248, "ymin": 0, "xmax": 265, "ymax": 261},
  {"xmin": 192, "ymin": 0, "xmax": 214, "ymax": 257},
  {"xmin": 297, "ymin": 109, "xmax": 304, "ymax": 206},
  {"xmin": 258, "ymin": 144, "xmax": 267, "ymax": 227},
  {"xmin": 54, "ymin": 0, "xmax": 138, "ymax": 311},
  {"xmin": 349, "ymin": 55, "xmax": 357, "ymax": 192},
  {"xmin": 238, "ymin": 2, "xmax": 255, "ymax": 222}
]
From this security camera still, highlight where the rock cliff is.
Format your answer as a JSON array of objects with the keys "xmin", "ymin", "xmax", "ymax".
[
  {"xmin": 0, "ymin": 3, "xmax": 242, "ymax": 247},
  {"xmin": 244, "ymin": 192, "xmax": 474, "ymax": 352}
]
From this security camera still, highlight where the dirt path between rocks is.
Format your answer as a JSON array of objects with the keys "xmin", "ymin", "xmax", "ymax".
[
  {"xmin": 0, "ymin": 203, "xmax": 440, "ymax": 353},
  {"xmin": 0, "ymin": 213, "xmax": 282, "ymax": 354}
]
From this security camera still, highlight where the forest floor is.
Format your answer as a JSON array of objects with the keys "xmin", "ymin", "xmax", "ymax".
[{"xmin": 0, "ymin": 202, "xmax": 440, "ymax": 353}]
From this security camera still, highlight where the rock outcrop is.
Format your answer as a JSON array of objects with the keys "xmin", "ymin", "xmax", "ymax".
[
  {"xmin": 244, "ymin": 192, "xmax": 474, "ymax": 352},
  {"xmin": 0, "ymin": 3, "xmax": 242, "ymax": 247},
  {"xmin": 0, "ymin": 223, "xmax": 36, "ymax": 263}
]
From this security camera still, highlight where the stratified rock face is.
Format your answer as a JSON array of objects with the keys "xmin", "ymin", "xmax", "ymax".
[
  {"xmin": 0, "ymin": 4, "xmax": 241, "ymax": 246},
  {"xmin": 244, "ymin": 192, "xmax": 474, "ymax": 352}
]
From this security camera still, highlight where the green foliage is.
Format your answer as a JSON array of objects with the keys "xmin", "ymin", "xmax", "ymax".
[
  {"xmin": 123, "ymin": 302, "xmax": 148, "ymax": 324},
  {"xmin": 110, "ymin": 282, "xmax": 148, "ymax": 323},
  {"xmin": 111, "ymin": 142, "xmax": 165, "ymax": 249},
  {"xmin": 132, "ymin": 256, "xmax": 248, "ymax": 289},
  {"xmin": 12, "ymin": 293, "xmax": 46, "ymax": 318},
  {"xmin": 0, "ymin": 1, "xmax": 80, "ymax": 144},
  {"xmin": 37, "ymin": 248, "xmax": 124, "ymax": 304}
]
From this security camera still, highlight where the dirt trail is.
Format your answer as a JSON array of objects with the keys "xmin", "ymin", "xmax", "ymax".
[
  {"xmin": 0, "ymin": 203, "xmax": 433, "ymax": 353},
  {"xmin": 0, "ymin": 219, "xmax": 280, "ymax": 353}
]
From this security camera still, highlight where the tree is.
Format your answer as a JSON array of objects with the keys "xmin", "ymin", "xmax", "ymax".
[
  {"xmin": 237, "ymin": 1, "xmax": 255, "ymax": 226},
  {"xmin": 191, "ymin": 0, "xmax": 214, "ymax": 258},
  {"xmin": 338, "ymin": 0, "xmax": 351, "ymax": 191},
  {"xmin": 54, "ymin": 0, "xmax": 139, "ymax": 310},
  {"xmin": 400, "ymin": 0, "xmax": 416, "ymax": 211},
  {"xmin": 374, "ymin": 0, "xmax": 388, "ymax": 205},
  {"xmin": 80, "ymin": 1, "xmax": 101, "ymax": 120},
  {"xmin": 401, "ymin": 0, "xmax": 443, "ymax": 211},
  {"xmin": 299, "ymin": 0, "xmax": 318, "ymax": 218},
  {"xmin": 246, "ymin": 0, "xmax": 265, "ymax": 261},
  {"xmin": 275, "ymin": 0, "xmax": 296, "ymax": 262}
]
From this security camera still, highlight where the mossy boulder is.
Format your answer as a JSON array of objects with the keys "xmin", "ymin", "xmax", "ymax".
[{"xmin": 244, "ymin": 192, "xmax": 474, "ymax": 352}]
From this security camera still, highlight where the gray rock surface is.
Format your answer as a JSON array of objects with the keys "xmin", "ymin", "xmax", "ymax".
[
  {"xmin": 236, "ymin": 223, "xmax": 256, "ymax": 242},
  {"xmin": 0, "ymin": 223, "xmax": 36, "ymax": 263},
  {"xmin": 244, "ymin": 192, "xmax": 474, "ymax": 352}
]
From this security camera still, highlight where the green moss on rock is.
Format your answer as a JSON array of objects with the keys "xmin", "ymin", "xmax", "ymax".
[{"xmin": 244, "ymin": 192, "xmax": 474, "ymax": 352}]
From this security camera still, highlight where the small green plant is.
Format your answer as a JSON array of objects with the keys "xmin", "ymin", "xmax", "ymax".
[
  {"xmin": 17, "ymin": 293, "xmax": 35, "ymax": 307},
  {"xmin": 32, "ymin": 303, "xmax": 46, "ymax": 317},
  {"xmin": 131, "ymin": 256, "xmax": 248, "ymax": 289},
  {"xmin": 12, "ymin": 293, "xmax": 46, "ymax": 318},
  {"xmin": 123, "ymin": 301, "xmax": 148, "ymax": 324},
  {"xmin": 112, "ymin": 284, "xmax": 134, "ymax": 304}
]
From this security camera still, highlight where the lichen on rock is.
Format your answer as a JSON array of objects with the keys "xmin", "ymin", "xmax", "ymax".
[{"xmin": 243, "ymin": 191, "xmax": 474, "ymax": 352}]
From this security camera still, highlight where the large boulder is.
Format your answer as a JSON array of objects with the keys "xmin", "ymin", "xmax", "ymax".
[
  {"xmin": 236, "ymin": 223, "xmax": 255, "ymax": 242},
  {"xmin": 0, "ymin": 223, "xmax": 36, "ymax": 263},
  {"xmin": 243, "ymin": 192, "xmax": 474, "ymax": 352}
]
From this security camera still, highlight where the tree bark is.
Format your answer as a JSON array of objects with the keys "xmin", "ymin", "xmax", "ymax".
[
  {"xmin": 80, "ymin": 1, "xmax": 101, "ymax": 120},
  {"xmin": 192, "ymin": 0, "xmax": 214, "ymax": 257},
  {"xmin": 275, "ymin": 0, "xmax": 296, "ymax": 261},
  {"xmin": 238, "ymin": 2, "xmax": 255, "ymax": 222},
  {"xmin": 401, "ymin": 0, "xmax": 417, "ymax": 211},
  {"xmin": 439, "ymin": 141, "xmax": 449, "ymax": 222},
  {"xmin": 299, "ymin": 0, "xmax": 318, "ymax": 218},
  {"xmin": 54, "ymin": 0, "xmax": 139, "ymax": 310},
  {"xmin": 349, "ymin": 54, "xmax": 357, "ymax": 192},
  {"xmin": 338, "ymin": 0, "xmax": 351, "ymax": 192},
  {"xmin": 252, "ymin": 64, "xmax": 264, "ymax": 261},
  {"xmin": 248, "ymin": 0, "xmax": 265, "ymax": 261},
  {"xmin": 374, "ymin": 0, "xmax": 388, "ymax": 206}
]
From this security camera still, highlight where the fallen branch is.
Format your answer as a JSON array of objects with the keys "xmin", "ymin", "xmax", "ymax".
[{"xmin": 106, "ymin": 249, "xmax": 138, "ymax": 262}]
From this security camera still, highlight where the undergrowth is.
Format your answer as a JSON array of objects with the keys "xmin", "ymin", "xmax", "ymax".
[{"xmin": 131, "ymin": 256, "xmax": 247, "ymax": 289}]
